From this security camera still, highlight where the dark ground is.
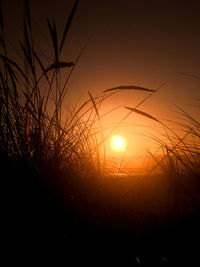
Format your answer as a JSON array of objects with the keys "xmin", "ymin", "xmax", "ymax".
[{"xmin": 3, "ymin": 154, "xmax": 200, "ymax": 265}]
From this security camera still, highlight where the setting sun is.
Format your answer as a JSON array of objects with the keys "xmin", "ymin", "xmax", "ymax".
[{"xmin": 111, "ymin": 135, "xmax": 127, "ymax": 152}]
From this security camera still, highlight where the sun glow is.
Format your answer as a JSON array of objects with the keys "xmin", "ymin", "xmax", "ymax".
[{"xmin": 111, "ymin": 135, "xmax": 127, "ymax": 152}]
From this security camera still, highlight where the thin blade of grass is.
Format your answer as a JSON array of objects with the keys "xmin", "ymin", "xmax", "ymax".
[
  {"xmin": 19, "ymin": 40, "xmax": 34, "ymax": 75},
  {"xmin": 103, "ymin": 85, "xmax": 155, "ymax": 93},
  {"xmin": 125, "ymin": 107, "xmax": 159, "ymax": 122},
  {"xmin": 59, "ymin": 0, "xmax": 79, "ymax": 54},
  {"xmin": 47, "ymin": 18, "xmax": 58, "ymax": 62},
  {"xmin": 135, "ymin": 82, "xmax": 167, "ymax": 108},
  {"xmin": 52, "ymin": 20, "xmax": 58, "ymax": 63},
  {"xmin": 175, "ymin": 71, "xmax": 200, "ymax": 80},
  {"xmin": 88, "ymin": 91, "xmax": 106, "ymax": 170},
  {"xmin": 24, "ymin": 23, "xmax": 34, "ymax": 73},
  {"xmin": 32, "ymin": 49, "xmax": 49, "ymax": 82},
  {"xmin": 25, "ymin": 0, "xmax": 32, "ymax": 34},
  {"xmin": 88, "ymin": 91, "xmax": 99, "ymax": 118},
  {"xmin": 7, "ymin": 64, "xmax": 18, "ymax": 98}
]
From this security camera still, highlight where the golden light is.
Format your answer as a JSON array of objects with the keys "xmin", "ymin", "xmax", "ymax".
[{"xmin": 111, "ymin": 135, "xmax": 127, "ymax": 152}]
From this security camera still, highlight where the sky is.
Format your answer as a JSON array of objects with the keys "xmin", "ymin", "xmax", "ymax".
[
  {"xmin": 2, "ymin": 1, "xmax": 199, "ymax": 102},
  {"xmin": 1, "ymin": 0, "xmax": 200, "ymax": 168}
]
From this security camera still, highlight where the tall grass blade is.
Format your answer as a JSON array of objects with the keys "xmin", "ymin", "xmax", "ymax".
[
  {"xmin": 175, "ymin": 71, "xmax": 200, "ymax": 80},
  {"xmin": 59, "ymin": 0, "xmax": 79, "ymax": 54},
  {"xmin": 47, "ymin": 18, "xmax": 58, "ymax": 62},
  {"xmin": 7, "ymin": 64, "xmax": 18, "ymax": 98},
  {"xmin": 88, "ymin": 91, "xmax": 99, "ymax": 118},
  {"xmin": 32, "ymin": 50, "xmax": 49, "ymax": 82},
  {"xmin": 19, "ymin": 39, "xmax": 34, "ymax": 75},
  {"xmin": 125, "ymin": 107, "xmax": 159, "ymax": 122},
  {"xmin": 25, "ymin": 0, "xmax": 32, "ymax": 34},
  {"xmin": 103, "ymin": 85, "xmax": 155, "ymax": 93},
  {"xmin": 23, "ymin": 24, "xmax": 33, "ymax": 67},
  {"xmin": 52, "ymin": 20, "xmax": 58, "ymax": 63},
  {"xmin": 135, "ymin": 82, "xmax": 167, "ymax": 108}
]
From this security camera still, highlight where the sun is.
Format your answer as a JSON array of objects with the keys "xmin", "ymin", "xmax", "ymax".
[{"xmin": 111, "ymin": 135, "xmax": 127, "ymax": 152}]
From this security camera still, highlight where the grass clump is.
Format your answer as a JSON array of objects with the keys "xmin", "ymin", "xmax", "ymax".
[
  {"xmin": 0, "ymin": 0, "xmax": 157, "ymax": 241},
  {"xmin": 1, "ymin": 1, "xmax": 200, "ymax": 263}
]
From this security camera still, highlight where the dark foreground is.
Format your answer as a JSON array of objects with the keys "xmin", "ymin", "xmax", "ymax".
[{"xmin": 3, "ymin": 158, "xmax": 200, "ymax": 265}]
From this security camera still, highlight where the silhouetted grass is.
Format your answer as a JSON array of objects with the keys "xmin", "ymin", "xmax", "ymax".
[{"xmin": 1, "ymin": 0, "xmax": 200, "ymax": 264}]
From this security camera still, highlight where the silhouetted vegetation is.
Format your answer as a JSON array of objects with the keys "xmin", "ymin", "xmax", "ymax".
[{"xmin": 1, "ymin": 0, "xmax": 200, "ymax": 264}]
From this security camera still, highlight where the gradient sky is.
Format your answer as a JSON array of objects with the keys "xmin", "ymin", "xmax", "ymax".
[
  {"xmin": 1, "ymin": 0, "xmax": 200, "ymax": 164},
  {"xmin": 2, "ymin": 1, "xmax": 200, "ymax": 100}
]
